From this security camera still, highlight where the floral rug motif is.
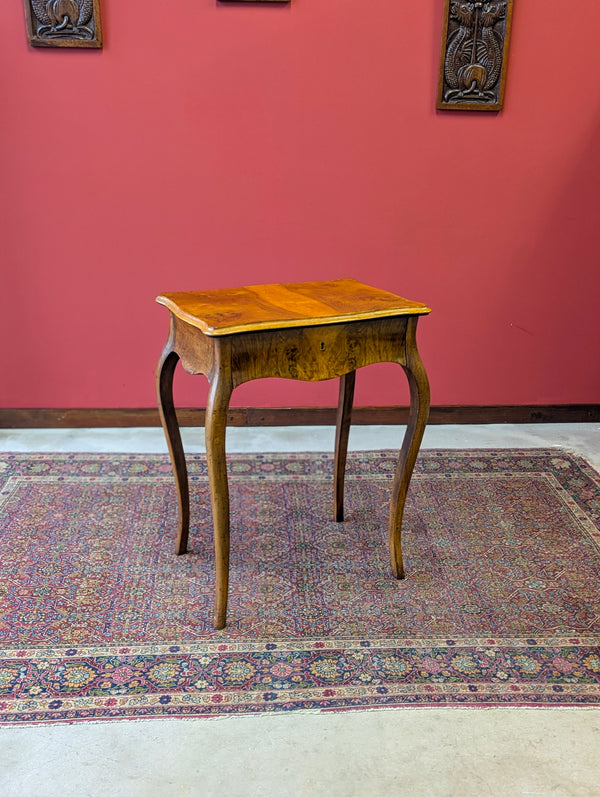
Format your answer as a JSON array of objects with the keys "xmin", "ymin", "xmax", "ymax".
[{"xmin": 1, "ymin": 449, "xmax": 600, "ymax": 724}]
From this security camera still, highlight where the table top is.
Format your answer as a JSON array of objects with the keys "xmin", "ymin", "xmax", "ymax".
[{"xmin": 156, "ymin": 278, "xmax": 431, "ymax": 336}]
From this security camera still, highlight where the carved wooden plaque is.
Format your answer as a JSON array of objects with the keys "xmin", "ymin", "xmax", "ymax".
[
  {"xmin": 23, "ymin": 0, "xmax": 102, "ymax": 48},
  {"xmin": 437, "ymin": 0, "xmax": 513, "ymax": 111}
]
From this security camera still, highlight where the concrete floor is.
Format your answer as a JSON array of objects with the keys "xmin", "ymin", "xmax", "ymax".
[{"xmin": 1, "ymin": 424, "xmax": 600, "ymax": 796}]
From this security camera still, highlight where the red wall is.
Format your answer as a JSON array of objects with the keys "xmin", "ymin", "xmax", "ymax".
[{"xmin": 2, "ymin": 0, "xmax": 600, "ymax": 410}]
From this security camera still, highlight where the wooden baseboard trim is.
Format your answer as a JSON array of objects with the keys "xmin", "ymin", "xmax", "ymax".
[{"xmin": 1, "ymin": 405, "xmax": 599, "ymax": 428}]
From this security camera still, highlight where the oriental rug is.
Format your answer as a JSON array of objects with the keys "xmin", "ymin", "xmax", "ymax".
[{"xmin": 1, "ymin": 449, "xmax": 600, "ymax": 725}]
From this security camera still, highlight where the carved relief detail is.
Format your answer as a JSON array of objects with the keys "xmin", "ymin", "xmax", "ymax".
[
  {"xmin": 24, "ymin": 0, "xmax": 102, "ymax": 48},
  {"xmin": 437, "ymin": 0, "xmax": 513, "ymax": 111}
]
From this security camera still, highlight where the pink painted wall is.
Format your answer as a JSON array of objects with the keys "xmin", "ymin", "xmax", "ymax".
[{"xmin": 2, "ymin": 0, "xmax": 600, "ymax": 410}]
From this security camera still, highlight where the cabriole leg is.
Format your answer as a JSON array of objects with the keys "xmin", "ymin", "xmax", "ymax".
[
  {"xmin": 156, "ymin": 346, "xmax": 190, "ymax": 556},
  {"xmin": 333, "ymin": 370, "xmax": 356, "ymax": 522},
  {"xmin": 389, "ymin": 318, "xmax": 430, "ymax": 579},
  {"xmin": 205, "ymin": 370, "xmax": 233, "ymax": 630}
]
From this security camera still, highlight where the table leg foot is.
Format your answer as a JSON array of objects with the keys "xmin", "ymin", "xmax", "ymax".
[
  {"xmin": 334, "ymin": 370, "xmax": 356, "ymax": 522},
  {"xmin": 214, "ymin": 611, "xmax": 227, "ymax": 631},
  {"xmin": 156, "ymin": 345, "xmax": 190, "ymax": 555},
  {"xmin": 205, "ymin": 370, "xmax": 233, "ymax": 630},
  {"xmin": 389, "ymin": 318, "xmax": 430, "ymax": 579}
]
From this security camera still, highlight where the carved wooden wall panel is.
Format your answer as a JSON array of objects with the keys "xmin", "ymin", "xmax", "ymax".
[
  {"xmin": 437, "ymin": 0, "xmax": 513, "ymax": 111},
  {"xmin": 23, "ymin": 0, "xmax": 102, "ymax": 48}
]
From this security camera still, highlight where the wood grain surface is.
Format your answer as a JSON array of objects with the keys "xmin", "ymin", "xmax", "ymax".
[{"xmin": 156, "ymin": 279, "xmax": 431, "ymax": 336}]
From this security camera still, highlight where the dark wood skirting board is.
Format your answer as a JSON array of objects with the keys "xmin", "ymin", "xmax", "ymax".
[{"xmin": 1, "ymin": 405, "xmax": 599, "ymax": 428}]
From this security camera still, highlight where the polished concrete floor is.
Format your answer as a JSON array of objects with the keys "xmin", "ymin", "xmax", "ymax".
[{"xmin": 1, "ymin": 424, "xmax": 600, "ymax": 797}]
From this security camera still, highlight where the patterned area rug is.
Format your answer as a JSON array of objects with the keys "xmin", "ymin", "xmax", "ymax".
[{"xmin": 1, "ymin": 449, "xmax": 600, "ymax": 725}]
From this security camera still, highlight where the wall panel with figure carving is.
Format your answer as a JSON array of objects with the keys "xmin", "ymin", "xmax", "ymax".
[
  {"xmin": 437, "ymin": 0, "xmax": 513, "ymax": 111},
  {"xmin": 23, "ymin": 0, "xmax": 102, "ymax": 48}
]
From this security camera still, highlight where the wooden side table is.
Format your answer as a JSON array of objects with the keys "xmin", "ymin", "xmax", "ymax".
[{"xmin": 156, "ymin": 279, "xmax": 431, "ymax": 629}]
